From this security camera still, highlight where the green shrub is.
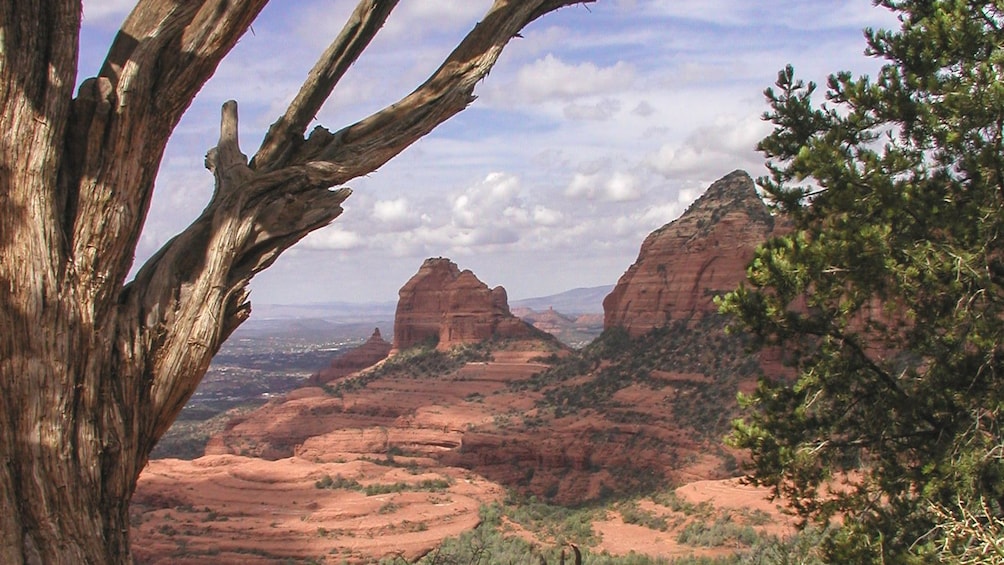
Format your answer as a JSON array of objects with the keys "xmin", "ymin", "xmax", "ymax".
[
  {"xmin": 618, "ymin": 500, "xmax": 669, "ymax": 531},
  {"xmin": 314, "ymin": 474, "xmax": 362, "ymax": 491},
  {"xmin": 676, "ymin": 516, "xmax": 759, "ymax": 548}
]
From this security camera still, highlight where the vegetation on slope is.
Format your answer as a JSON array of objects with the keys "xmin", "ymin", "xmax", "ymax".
[{"xmin": 518, "ymin": 315, "xmax": 761, "ymax": 441}]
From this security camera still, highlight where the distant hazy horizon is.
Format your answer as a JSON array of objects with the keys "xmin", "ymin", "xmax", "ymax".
[{"xmin": 250, "ymin": 284, "xmax": 617, "ymax": 322}]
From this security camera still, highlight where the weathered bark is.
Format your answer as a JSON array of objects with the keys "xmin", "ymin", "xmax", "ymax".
[{"xmin": 0, "ymin": 0, "xmax": 592, "ymax": 563}]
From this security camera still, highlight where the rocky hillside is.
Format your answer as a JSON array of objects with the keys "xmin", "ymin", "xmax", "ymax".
[
  {"xmin": 131, "ymin": 172, "xmax": 790, "ymax": 563},
  {"xmin": 604, "ymin": 170, "xmax": 778, "ymax": 336}
]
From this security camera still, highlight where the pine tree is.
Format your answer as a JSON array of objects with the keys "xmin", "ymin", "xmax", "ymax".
[{"xmin": 720, "ymin": 1, "xmax": 1004, "ymax": 561}]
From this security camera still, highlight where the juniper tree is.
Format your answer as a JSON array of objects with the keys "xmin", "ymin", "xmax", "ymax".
[{"xmin": 0, "ymin": 1, "xmax": 590, "ymax": 562}]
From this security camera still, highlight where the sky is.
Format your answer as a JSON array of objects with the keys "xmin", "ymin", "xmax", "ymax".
[{"xmin": 79, "ymin": 1, "xmax": 899, "ymax": 306}]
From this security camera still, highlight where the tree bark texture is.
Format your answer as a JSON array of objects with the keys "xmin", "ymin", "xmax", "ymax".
[{"xmin": 0, "ymin": 0, "xmax": 592, "ymax": 562}]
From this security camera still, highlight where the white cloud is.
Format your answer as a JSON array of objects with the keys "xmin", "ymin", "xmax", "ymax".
[
  {"xmin": 532, "ymin": 206, "xmax": 563, "ymax": 226},
  {"xmin": 451, "ymin": 172, "xmax": 522, "ymax": 228},
  {"xmin": 646, "ymin": 114, "xmax": 771, "ymax": 178},
  {"xmin": 510, "ymin": 55, "xmax": 635, "ymax": 103},
  {"xmin": 639, "ymin": 201, "xmax": 687, "ymax": 226},
  {"xmin": 606, "ymin": 172, "xmax": 642, "ymax": 202},
  {"xmin": 382, "ymin": 0, "xmax": 490, "ymax": 39},
  {"xmin": 565, "ymin": 172, "xmax": 601, "ymax": 200},
  {"xmin": 564, "ymin": 98, "xmax": 623, "ymax": 121},
  {"xmin": 564, "ymin": 170, "xmax": 643, "ymax": 202},
  {"xmin": 372, "ymin": 197, "xmax": 422, "ymax": 232},
  {"xmin": 299, "ymin": 226, "xmax": 363, "ymax": 251},
  {"xmin": 373, "ymin": 198, "xmax": 408, "ymax": 222}
]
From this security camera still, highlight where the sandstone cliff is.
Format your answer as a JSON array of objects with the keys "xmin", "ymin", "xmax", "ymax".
[
  {"xmin": 603, "ymin": 170, "xmax": 777, "ymax": 336},
  {"xmin": 393, "ymin": 257, "xmax": 538, "ymax": 351},
  {"xmin": 308, "ymin": 328, "xmax": 391, "ymax": 386}
]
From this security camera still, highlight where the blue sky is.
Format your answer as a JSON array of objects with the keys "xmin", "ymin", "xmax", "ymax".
[{"xmin": 80, "ymin": 1, "xmax": 897, "ymax": 306}]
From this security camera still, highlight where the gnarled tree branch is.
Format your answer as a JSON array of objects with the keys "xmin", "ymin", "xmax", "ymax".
[
  {"xmin": 253, "ymin": 0, "xmax": 400, "ymax": 171},
  {"xmin": 131, "ymin": 0, "xmax": 594, "ymax": 442},
  {"xmin": 66, "ymin": 0, "xmax": 268, "ymax": 319}
]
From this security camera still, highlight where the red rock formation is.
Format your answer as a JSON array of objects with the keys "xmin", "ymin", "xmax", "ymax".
[
  {"xmin": 393, "ymin": 257, "xmax": 537, "ymax": 351},
  {"xmin": 604, "ymin": 170, "xmax": 779, "ymax": 336},
  {"xmin": 308, "ymin": 328, "xmax": 391, "ymax": 386}
]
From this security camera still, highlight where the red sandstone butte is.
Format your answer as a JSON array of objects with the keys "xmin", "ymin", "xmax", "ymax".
[
  {"xmin": 603, "ymin": 170, "xmax": 779, "ymax": 337},
  {"xmin": 308, "ymin": 328, "xmax": 391, "ymax": 386},
  {"xmin": 392, "ymin": 257, "xmax": 537, "ymax": 351}
]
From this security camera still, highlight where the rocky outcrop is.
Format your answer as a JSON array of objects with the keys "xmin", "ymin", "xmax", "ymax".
[
  {"xmin": 393, "ymin": 258, "xmax": 538, "ymax": 351},
  {"xmin": 308, "ymin": 328, "xmax": 391, "ymax": 386},
  {"xmin": 604, "ymin": 170, "xmax": 779, "ymax": 336}
]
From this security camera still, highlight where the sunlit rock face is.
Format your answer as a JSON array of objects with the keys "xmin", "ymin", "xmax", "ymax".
[
  {"xmin": 603, "ymin": 170, "xmax": 780, "ymax": 336},
  {"xmin": 392, "ymin": 257, "xmax": 536, "ymax": 351}
]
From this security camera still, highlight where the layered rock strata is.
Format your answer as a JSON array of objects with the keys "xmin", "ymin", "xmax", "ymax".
[
  {"xmin": 393, "ymin": 257, "xmax": 537, "ymax": 351},
  {"xmin": 603, "ymin": 170, "xmax": 779, "ymax": 336}
]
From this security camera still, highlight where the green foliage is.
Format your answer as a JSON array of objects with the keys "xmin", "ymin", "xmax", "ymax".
[
  {"xmin": 501, "ymin": 495, "xmax": 601, "ymax": 546},
  {"xmin": 315, "ymin": 473, "xmax": 450, "ymax": 501},
  {"xmin": 390, "ymin": 503, "xmax": 688, "ymax": 565},
  {"xmin": 324, "ymin": 340, "xmax": 494, "ymax": 397},
  {"xmin": 314, "ymin": 474, "xmax": 362, "ymax": 491},
  {"xmin": 363, "ymin": 478, "xmax": 452, "ymax": 496},
  {"xmin": 720, "ymin": 1, "xmax": 1004, "ymax": 561},
  {"xmin": 739, "ymin": 526, "xmax": 829, "ymax": 565},
  {"xmin": 676, "ymin": 515, "xmax": 758, "ymax": 548},
  {"xmin": 524, "ymin": 316, "xmax": 760, "ymax": 438},
  {"xmin": 618, "ymin": 500, "xmax": 669, "ymax": 531}
]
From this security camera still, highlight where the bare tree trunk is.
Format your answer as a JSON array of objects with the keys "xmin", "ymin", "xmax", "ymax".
[{"xmin": 0, "ymin": 0, "xmax": 593, "ymax": 562}]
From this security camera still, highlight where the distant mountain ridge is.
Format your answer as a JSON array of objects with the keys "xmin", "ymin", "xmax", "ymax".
[{"xmin": 511, "ymin": 285, "xmax": 613, "ymax": 314}]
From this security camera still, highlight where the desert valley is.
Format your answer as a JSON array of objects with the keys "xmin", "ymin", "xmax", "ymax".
[{"xmin": 130, "ymin": 171, "xmax": 802, "ymax": 564}]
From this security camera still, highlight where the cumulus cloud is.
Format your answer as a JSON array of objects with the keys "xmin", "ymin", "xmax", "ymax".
[
  {"xmin": 451, "ymin": 172, "xmax": 522, "ymax": 228},
  {"xmin": 373, "ymin": 198, "xmax": 408, "ymax": 222},
  {"xmin": 646, "ymin": 114, "xmax": 771, "ymax": 178},
  {"xmin": 372, "ymin": 197, "xmax": 422, "ymax": 232},
  {"xmin": 299, "ymin": 226, "xmax": 363, "ymax": 251},
  {"xmin": 510, "ymin": 55, "xmax": 635, "ymax": 104},
  {"xmin": 638, "ymin": 201, "xmax": 687, "ymax": 227},
  {"xmin": 565, "ymin": 170, "xmax": 643, "ymax": 202},
  {"xmin": 606, "ymin": 172, "xmax": 642, "ymax": 202},
  {"xmin": 564, "ymin": 172, "xmax": 596, "ymax": 200},
  {"xmin": 532, "ymin": 206, "xmax": 563, "ymax": 226}
]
